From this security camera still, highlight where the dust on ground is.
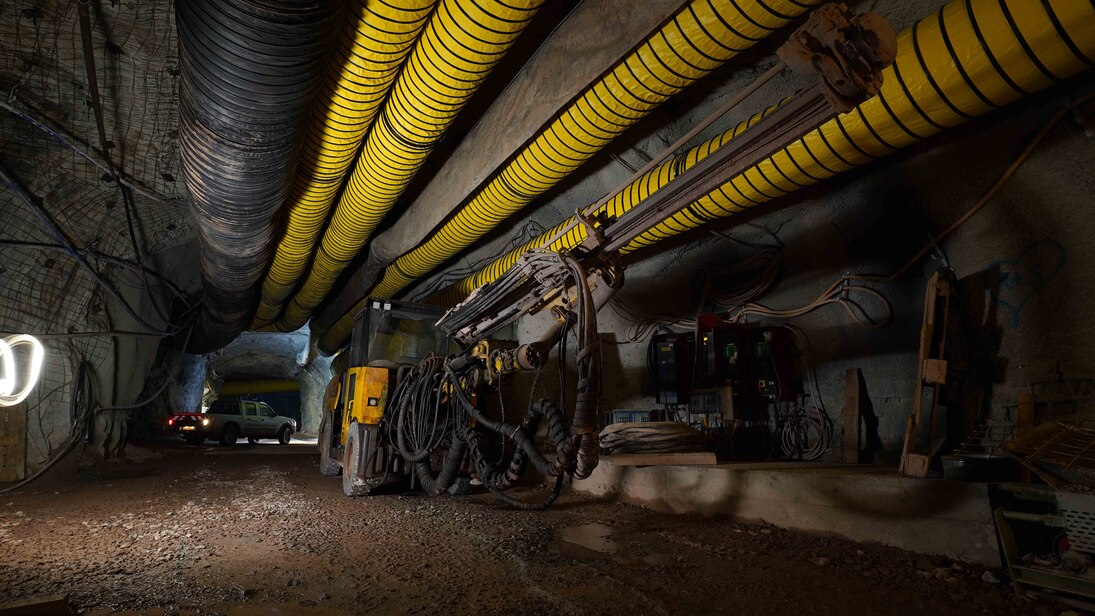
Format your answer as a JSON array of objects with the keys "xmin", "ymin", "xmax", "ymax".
[{"xmin": 0, "ymin": 443, "xmax": 1052, "ymax": 615}]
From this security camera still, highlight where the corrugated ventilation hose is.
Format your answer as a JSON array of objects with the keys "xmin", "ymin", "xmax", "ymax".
[
  {"xmin": 436, "ymin": 102, "xmax": 788, "ymax": 305},
  {"xmin": 252, "ymin": 0, "xmax": 438, "ymax": 327},
  {"xmin": 621, "ymin": 0, "xmax": 1094, "ymax": 253},
  {"xmin": 274, "ymin": 0, "xmax": 546, "ymax": 332},
  {"xmin": 178, "ymin": 0, "xmax": 338, "ymax": 352},
  {"xmin": 364, "ymin": 0, "xmax": 821, "ymax": 301},
  {"xmin": 318, "ymin": 100, "xmax": 786, "ymax": 352},
  {"xmin": 419, "ymin": 0, "xmax": 1093, "ymax": 320}
]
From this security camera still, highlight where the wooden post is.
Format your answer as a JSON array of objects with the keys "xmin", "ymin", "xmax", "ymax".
[
  {"xmin": 0, "ymin": 402, "xmax": 27, "ymax": 483},
  {"xmin": 843, "ymin": 368, "xmax": 862, "ymax": 464},
  {"xmin": 900, "ymin": 271, "xmax": 952, "ymax": 477}
]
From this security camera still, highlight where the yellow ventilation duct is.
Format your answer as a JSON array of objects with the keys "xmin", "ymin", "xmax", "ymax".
[
  {"xmin": 274, "ymin": 0, "xmax": 546, "ymax": 332},
  {"xmin": 252, "ymin": 0, "xmax": 437, "ymax": 327},
  {"xmin": 625, "ymin": 0, "xmax": 1093, "ymax": 251},
  {"xmin": 316, "ymin": 100, "xmax": 785, "ymax": 351},
  {"xmin": 364, "ymin": 0, "xmax": 823, "ymax": 301},
  {"xmin": 436, "ymin": 101, "xmax": 789, "ymax": 304},
  {"xmin": 316, "ymin": 0, "xmax": 1094, "ymax": 353}
]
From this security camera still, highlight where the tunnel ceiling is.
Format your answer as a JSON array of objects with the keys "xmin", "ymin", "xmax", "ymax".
[
  {"xmin": 210, "ymin": 330, "xmax": 310, "ymax": 381},
  {"xmin": 2, "ymin": 0, "xmax": 1092, "ymax": 361},
  {"xmin": 0, "ymin": 0, "xmax": 580, "ymax": 355}
]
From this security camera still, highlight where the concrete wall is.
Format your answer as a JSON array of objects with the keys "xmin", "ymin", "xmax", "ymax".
[
  {"xmin": 404, "ymin": 0, "xmax": 1095, "ymax": 465},
  {"xmin": 574, "ymin": 460, "xmax": 1001, "ymax": 566}
]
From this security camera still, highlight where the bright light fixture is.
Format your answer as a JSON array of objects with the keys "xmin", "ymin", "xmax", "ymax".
[{"xmin": 0, "ymin": 334, "xmax": 45, "ymax": 407}]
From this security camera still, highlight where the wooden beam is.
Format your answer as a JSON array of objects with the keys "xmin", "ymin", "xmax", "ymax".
[{"xmin": 0, "ymin": 402, "xmax": 27, "ymax": 483}]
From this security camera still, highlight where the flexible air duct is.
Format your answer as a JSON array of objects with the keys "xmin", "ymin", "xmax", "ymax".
[
  {"xmin": 252, "ymin": 0, "xmax": 438, "ymax": 327},
  {"xmin": 179, "ymin": 0, "xmax": 339, "ymax": 352},
  {"xmin": 622, "ymin": 0, "xmax": 1094, "ymax": 252},
  {"xmin": 309, "ymin": 0, "xmax": 686, "ymax": 338},
  {"xmin": 271, "ymin": 0, "xmax": 546, "ymax": 332},
  {"xmin": 319, "ymin": 0, "xmax": 1095, "ymax": 352},
  {"xmin": 482, "ymin": 0, "xmax": 1095, "ymax": 287},
  {"xmin": 364, "ymin": 0, "xmax": 822, "ymax": 301},
  {"xmin": 440, "ymin": 103, "xmax": 788, "ymax": 303},
  {"xmin": 317, "ymin": 101, "xmax": 785, "ymax": 352}
]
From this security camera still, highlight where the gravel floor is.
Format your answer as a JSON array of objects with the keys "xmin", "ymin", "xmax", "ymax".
[{"xmin": 0, "ymin": 443, "xmax": 1057, "ymax": 615}]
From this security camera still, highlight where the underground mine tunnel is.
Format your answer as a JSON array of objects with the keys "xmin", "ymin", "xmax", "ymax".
[{"xmin": 0, "ymin": 0, "xmax": 1094, "ymax": 613}]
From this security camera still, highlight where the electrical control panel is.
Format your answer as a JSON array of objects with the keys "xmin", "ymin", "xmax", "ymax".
[{"xmin": 652, "ymin": 332, "xmax": 695, "ymax": 405}]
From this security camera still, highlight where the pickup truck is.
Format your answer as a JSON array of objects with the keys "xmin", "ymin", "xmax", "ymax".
[{"xmin": 169, "ymin": 398, "xmax": 297, "ymax": 446}]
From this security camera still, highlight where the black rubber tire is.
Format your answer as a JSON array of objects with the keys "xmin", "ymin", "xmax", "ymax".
[
  {"xmin": 319, "ymin": 413, "xmax": 340, "ymax": 476},
  {"xmin": 185, "ymin": 433, "xmax": 204, "ymax": 446},
  {"xmin": 342, "ymin": 424, "xmax": 369, "ymax": 497},
  {"xmin": 220, "ymin": 424, "xmax": 238, "ymax": 446},
  {"xmin": 247, "ymin": 436, "xmax": 259, "ymax": 445},
  {"xmin": 278, "ymin": 426, "xmax": 292, "ymax": 445}
]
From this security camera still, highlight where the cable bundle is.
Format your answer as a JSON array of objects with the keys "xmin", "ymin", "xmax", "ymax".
[
  {"xmin": 777, "ymin": 404, "xmax": 832, "ymax": 461},
  {"xmin": 385, "ymin": 252, "xmax": 602, "ymax": 509},
  {"xmin": 727, "ymin": 274, "xmax": 892, "ymax": 328},
  {"xmin": 599, "ymin": 422, "xmax": 704, "ymax": 455}
]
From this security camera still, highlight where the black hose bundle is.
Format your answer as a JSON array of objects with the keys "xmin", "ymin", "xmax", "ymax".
[
  {"xmin": 387, "ymin": 251, "xmax": 604, "ymax": 509},
  {"xmin": 178, "ymin": 0, "xmax": 340, "ymax": 352},
  {"xmin": 599, "ymin": 422, "xmax": 704, "ymax": 455}
]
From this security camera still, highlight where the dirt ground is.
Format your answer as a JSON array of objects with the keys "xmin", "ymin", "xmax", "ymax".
[{"xmin": 0, "ymin": 441, "xmax": 1059, "ymax": 615}]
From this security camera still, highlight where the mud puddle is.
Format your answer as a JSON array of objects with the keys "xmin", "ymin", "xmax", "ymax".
[{"xmin": 555, "ymin": 523, "xmax": 675, "ymax": 567}]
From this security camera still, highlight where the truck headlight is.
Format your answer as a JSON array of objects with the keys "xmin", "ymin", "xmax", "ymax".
[{"xmin": 202, "ymin": 418, "xmax": 210, "ymax": 426}]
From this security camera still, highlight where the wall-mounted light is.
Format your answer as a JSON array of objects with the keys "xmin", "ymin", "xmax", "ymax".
[{"xmin": 0, "ymin": 335, "xmax": 45, "ymax": 407}]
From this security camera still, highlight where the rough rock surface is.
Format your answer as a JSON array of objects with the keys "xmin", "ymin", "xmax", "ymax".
[{"xmin": 0, "ymin": 445, "xmax": 1050, "ymax": 614}]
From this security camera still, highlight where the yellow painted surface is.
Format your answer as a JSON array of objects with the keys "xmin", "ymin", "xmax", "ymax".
[{"xmin": 339, "ymin": 366, "xmax": 390, "ymax": 445}]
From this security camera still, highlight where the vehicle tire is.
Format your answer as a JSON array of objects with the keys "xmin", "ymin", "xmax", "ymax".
[
  {"xmin": 247, "ymin": 437, "xmax": 258, "ymax": 445},
  {"xmin": 278, "ymin": 425, "xmax": 292, "ymax": 445},
  {"xmin": 318, "ymin": 413, "xmax": 340, "ymax": 476},
  {"xmin": 342, "ymin": 423, "xmax": 369, "ymax": 497},
  {"xmin": 185, "ymin": 433, "xmax": 204, "ymax": 446},
  {"xmin": 220, "ymin": 424, "xmax": 239, "ymax": 446}
]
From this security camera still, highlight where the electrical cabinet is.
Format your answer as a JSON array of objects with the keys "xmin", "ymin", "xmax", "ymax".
[{"xmin": 652, "ymin": 332, "xmax": 694, "ymax": 405}]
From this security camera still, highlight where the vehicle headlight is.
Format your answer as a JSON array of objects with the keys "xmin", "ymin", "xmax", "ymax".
[{"xmin": 202, "ymin": 418, "xmax": 210, "ymax": 426}]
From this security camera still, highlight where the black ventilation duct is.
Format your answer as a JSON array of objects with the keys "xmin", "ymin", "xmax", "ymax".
[{"xmin": 178, "ymin": 0, "xmax": 340, "ymax": 353}]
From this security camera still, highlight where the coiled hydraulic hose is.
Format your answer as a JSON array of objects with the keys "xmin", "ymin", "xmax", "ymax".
[
  {"xmin": 274, "ymin": 0, "xmax": 546, "ymax": 332},
  {"xmin": 178, "ymin": 0, "xmax": 339, "ymax": 352},
  {"xmin": 252, "ymin": 0, "xmax": 437, "ymax": 327},
  {"xmin": 364, "ymin": 0, "xmax": 821, "ymax": 302},
  {"xmin": 418, "ymin": 0, "xmax": 1095, "ymax": 312}
]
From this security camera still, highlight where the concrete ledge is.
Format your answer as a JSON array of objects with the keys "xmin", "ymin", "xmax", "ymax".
[{"xmin": 574, "ymin": 459, "xmax": 1000, "ymax": 567}]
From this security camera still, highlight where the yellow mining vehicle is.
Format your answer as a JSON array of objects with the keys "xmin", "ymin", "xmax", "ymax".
[{"xmin": 317, "ymin": 299, "xmax": 454, "ymax": 496}]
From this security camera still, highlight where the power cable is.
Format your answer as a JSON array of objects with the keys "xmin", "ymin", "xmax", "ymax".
[
  {"xmin": 0, "ymin": 160, "xmax": 185, "ymax": 335},
  {"xmin": 76, "ymin": 0, "xmax": 170, "ymax": 325}
]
